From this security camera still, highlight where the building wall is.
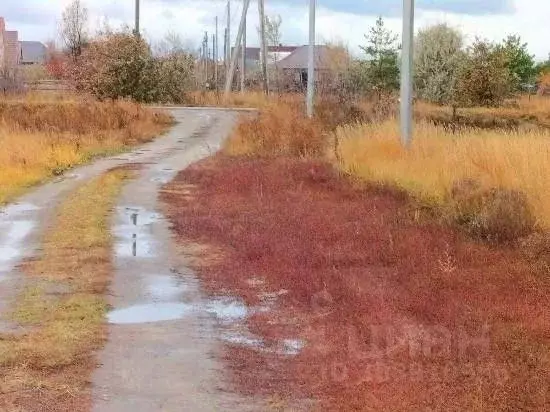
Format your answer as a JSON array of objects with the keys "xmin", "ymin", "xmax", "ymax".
[
  {"xmin": 0, "ymin": 17, "xmax": 19, "ymax": 75},
  {"xmin": 5, "ymin": 31, "xmax": 20, "ymax": 68},
  {"xmin": 0, "ymin": 17, "xmax": 5, "ymax": 72}
]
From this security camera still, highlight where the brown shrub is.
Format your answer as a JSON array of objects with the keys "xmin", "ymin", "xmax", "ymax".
[
  {"xmin": 450, "ymin": 179, "xmax": 536, "ymax": 242},
  {"xmin": 226, "ymin": 103, "xmax": 326, "ymax": 157}
]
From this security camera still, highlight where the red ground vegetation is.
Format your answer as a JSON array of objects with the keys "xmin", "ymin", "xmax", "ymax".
[{"xmin": 161, "ymin": 156, "xmax": 549, "ymax": 411}]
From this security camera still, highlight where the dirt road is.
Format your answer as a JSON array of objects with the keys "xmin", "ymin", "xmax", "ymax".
[{"xmin": 0, "ymin": 109, "xmax": 259, "ymax": 411}]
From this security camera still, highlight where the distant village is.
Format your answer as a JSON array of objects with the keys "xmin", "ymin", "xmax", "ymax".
[{"xmin": 0, "ymin": 17, "xmax": 46, "ymax": 75}]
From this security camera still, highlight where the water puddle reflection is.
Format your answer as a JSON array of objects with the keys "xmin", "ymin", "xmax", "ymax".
[
  {"xmin": 114, "ymin": 206, "xmax": 161, "ymax": 258},
  {"xmin": 108, "ymin": 303, "xmax": 192, "ymax": 324},
  {"xmin": 0, "ymin": 203, "xmax": 38, "ymax": 276}
]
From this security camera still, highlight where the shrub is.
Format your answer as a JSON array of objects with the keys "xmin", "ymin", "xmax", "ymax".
[
  {"xmin": 71, "ymin": 31, "xmax": 194, "ymax": 104},
  {"xmin": 454, "ymin": 40, "xmax": 513, "ymax": 108},
  {"xmin": 450, "ymin": 179, "xmax": 535, "ymax": 242},
  {"xmin": 225, "ymin": 103, "xmax": 325, "ymax": 157}
]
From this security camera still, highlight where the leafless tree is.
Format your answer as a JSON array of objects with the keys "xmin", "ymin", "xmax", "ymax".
[{"xmin": 61, "ymin": 0, "xmax": 89, "ymax": 61}]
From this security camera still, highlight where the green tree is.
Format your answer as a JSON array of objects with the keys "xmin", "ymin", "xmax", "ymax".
[
  {"xmin": 454, "ymin": 39, "xmax": 512, "ymax": 107},
  {"xmin": 356, "ymin": 17, "xmax": 400, "ymax": 95},
  {"xmin": 498, "ymin": 35, "xmax": 536, "ymax": 89},
  {"xmin": 414, "ymin": 24, "xmax": 464, "ymax": 105},
  {"xmin": 535, "ymin": 54, "xmax": 550, "ymax": 76}
]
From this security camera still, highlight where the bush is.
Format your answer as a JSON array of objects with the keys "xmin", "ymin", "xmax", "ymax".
[
  {"xmin": 454, "ymin": 40, "xmax": 513, "ymax": 108},
  {"xmin": 225, "ymin": 102, "xmax": 326, "ymax": 157},
  {"xmin": 450, "ymin": 179, "xmax": 535, "ymax": 242},
  {"xmin": 71, "ymin": 31, "xmax": 194, "ymax": 104}
]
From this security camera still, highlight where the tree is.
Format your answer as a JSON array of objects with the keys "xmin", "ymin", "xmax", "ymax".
[
  {"xmin": 454, "ymin": 39, "xmax": 512, "ymax": 107},
  {"xmin": 535, "ymin": 54, "xmax": 550, "ymax": 76},
  {"xmin": 414, "ymin": 24, "xmax": 464, "ymax": 105},
  {"xmin": 498, "ymin": 35, "xmax": 536, "ymax": 89},
  {"xmin": 356, "ymin": 17, "xmax": 400, "ymax": 96},
  {"xmin": 61, "ymin": 0, "xmax": 89, "ymax": 61}
]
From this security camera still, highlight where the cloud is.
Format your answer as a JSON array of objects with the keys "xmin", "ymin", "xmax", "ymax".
[{"xmin": 272, "ymin": 0, "xmax": 513, "ymax": 16}]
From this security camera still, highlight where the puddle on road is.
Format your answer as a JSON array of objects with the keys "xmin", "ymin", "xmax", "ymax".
[
  {"xmin": 107, "ymin": 297, "xmax": 248, "ymax": 325},
  {"xmin": 221, "ymin": 331, "xmax": 305, "ymax": 356},
  {"xmin": 1, "ymin": 203, "xmax": 39, "ymax": 216},
  {"xmin": 108, "ymin": 303, "xmax": 193, "ymax": 324},
  {"xmin": 147, "ymin": 274, "xmax": 187, "ymax": 301},
  {"xmin": 150, "ymin": 168, "xmax": 177, "ymax": 185},
  {"xmin": 205, "ymin": 298, "xmax": 248, "ymax": 322},
  {"xmin": 0, "ymin": 203, "xmax": 38, "ymax": 276},
  {"xmin": 114, "ymin": 207, "xmax": 162, "ymax": 258}
]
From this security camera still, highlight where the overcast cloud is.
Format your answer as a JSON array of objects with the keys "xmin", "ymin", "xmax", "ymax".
[{"xmin": 1, "ymin": 0, "xmax": 547, "ymax": 60}]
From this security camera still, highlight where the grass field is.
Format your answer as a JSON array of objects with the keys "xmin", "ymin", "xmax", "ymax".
[
  {"xmin": 224, "ymin": 94, "xmax": 550, "ymax": 236},
  {"xmin": 0, "ymin": 96, "xmax": 172, "ymax": 204},
  {"xmin": 336, "ymin": 119, "xmax": 550, "ymax": 229}
]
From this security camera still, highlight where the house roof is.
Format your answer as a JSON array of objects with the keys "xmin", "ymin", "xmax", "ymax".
[
  {"xmin": 231, "ymin": 45, "xmax": 298, "ymax": 61},
  {"xmin": 275, "ymin": 45, "xmax": 335, "ymax": 70},
  {"xmin": 19, "ymin": 41, "xmax": 46, "ymax": 63}
]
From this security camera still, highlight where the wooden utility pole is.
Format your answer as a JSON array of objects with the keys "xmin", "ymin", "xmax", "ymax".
[
  {"xmin": 134, "ymin": 0, "xmax": 140, "ymax": 36},
  {"xmin": 258, "ymin": 0, "xmax": 269, "ymax": 95},
  {"xmin": 241, "ymin": 12, "xmax": 246, "ymax": 93},
  {"xmin": 224, "ymin": 0, "xmax": 251, "ymax": 95}
]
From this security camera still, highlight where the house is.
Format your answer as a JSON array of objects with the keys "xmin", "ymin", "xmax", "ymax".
[
  {"xmin": 275, "ymin": 45, "xmax": 349, "ymax": 91},
  {"xmin": 232, "ymin": 45, "xmax": 298, "ymax": 71},
  {"xmin": 0, "ymin": 17, "xmax": 20, "ymax": 75},
  {"xmin": 19, "ymin": 41, "xmax": 47, "ymax": 65}
]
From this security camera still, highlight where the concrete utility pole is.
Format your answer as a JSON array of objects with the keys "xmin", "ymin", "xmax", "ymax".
[
  {"xmin": 241, "ymin": 12, "xmax": 246, "ymax": 94},
  {"xmin": 258, "ymin": 0, "xmax": 269, "ymax": 95},
  {"xmin": 205, "ymin": 31, "xmax": 209, "ymax": 86},
  {"xmin": 224, "ymin": 0, "xmax": 251, "ymax": 95},
  {"xmin": 226, "ymin": 0, "xmax": 231, "ymax": 73},
  {"xmin": 400, "ymin": 0, "xmax": 415, "ymax": 147},
  {"xmin": 215, "ymin": 16, "xmax": 219, "ymax": 89},
  {"xmin": 306, "ymin": 0, "xmax": 316, "ymax": 117},
  {"xmin": 224, "ymin": 28, "xmax": 228, "ymax": 75},
  {"xmin": 213, "ymin": 33, "xmax": 216, "ymax": 86},
  {"xmin": 134, "ymin": 0, "xmax": 140, "ymax": 36}
]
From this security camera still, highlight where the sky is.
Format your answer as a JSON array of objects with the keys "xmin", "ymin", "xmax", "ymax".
[{"xmin": 2, "ymin": 0, "xmax": 549, "ymax": 60}]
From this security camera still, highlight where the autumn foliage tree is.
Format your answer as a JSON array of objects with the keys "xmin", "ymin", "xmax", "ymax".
[
  {"xmin": 72, "ymin": 29, "xmax": 194, "ymax": 103},
  {"xmin": 453, "ymin": 39, "xmax": 513, "ymax": 107}
]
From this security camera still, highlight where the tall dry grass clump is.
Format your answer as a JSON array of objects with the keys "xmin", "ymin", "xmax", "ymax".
[
  {"xmin": 224, "ymin": 102, "xmax": 325, "ymax": 157},
  {"xmin": 0, "ymin": 97, "xmax": 172, "ymax": 203},
  {"xmin": 336, "ymin": 120, "xmax": 550, "ymax": 234}
]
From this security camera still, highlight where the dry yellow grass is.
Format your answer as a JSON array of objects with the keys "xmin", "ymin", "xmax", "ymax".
[
  {"xmin": 336, "ymin": 119, "xmax": 550, "ymax": 228},
  {"xmin": 189, "ymin": 90, "xmax": 300, "ymax": 109},
  {"xmin": 0, "ymin": 97, "xmax": 172, "ymax": 204},
  {"xmin": 0, "ymin": 168, "xmax": 133, "ymax": 410},
  {"xmin": 416, "ymin": 95, "xmax": 550, "ymax": 129}
]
